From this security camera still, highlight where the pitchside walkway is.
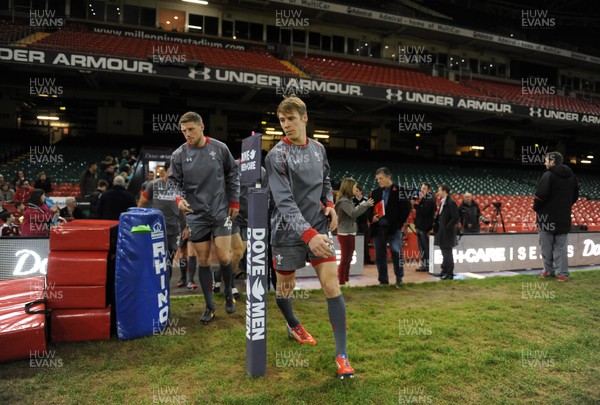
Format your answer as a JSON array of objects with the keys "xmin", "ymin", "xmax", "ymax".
[{"xmin": 169, "ymin": 262, "xmax": 597, "ymax": 296}]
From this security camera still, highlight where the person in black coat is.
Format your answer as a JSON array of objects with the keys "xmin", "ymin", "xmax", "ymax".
[
  {"xmin": 432, "ymin": 184, "xmax": 458, "ymax": 280},
  {"xmin": 34, "ymin": 172, "xmax": 52, "ymax": 194},
  {"xmin": 533, "ymin": 151, "xmax": 579, "ymax": 281},
  {"xmin": 96, "ymin": 176, "xmax": 136, "ymax": 220},
  {"xmin": 59, "ymin": 196, "xmax": 84, "ymax": 220},
  {"xmin": 367, "ymin": 167, "xmax": 411, "ymax": 286},
  {"xmin": 79, "ymin": 162, "xmax": 98, "ymax": 198},
  {"xmin": 89, "ymin": 180, "xmax": 109, "ymax": 219},
  {"xmin": 412, "ymin": 182, "xmax": 436, "ymax": 271},
  {"xmin": 458, "ymin": 193, "xmax": 482, "ymax": 233}
]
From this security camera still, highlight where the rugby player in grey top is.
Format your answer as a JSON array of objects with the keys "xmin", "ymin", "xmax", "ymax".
[
  {"xmin": 169, "ymin": 111, "xmax": 240, "ymax": 324},
  {"xmin": 138, "ymin": 163, "xmax": 185, "ymax": 286},
  {"xmin": 265, "ymin": 96, "xmax": 355, "ymax": 379}
]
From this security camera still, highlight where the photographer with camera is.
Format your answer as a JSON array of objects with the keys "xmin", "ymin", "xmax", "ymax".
[{"xmin": 458, "ymin": 193, "xmax": 485, "ymax": 233}]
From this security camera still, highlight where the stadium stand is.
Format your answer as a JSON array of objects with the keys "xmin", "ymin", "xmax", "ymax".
[
  {"xmin": 293, "ymin": 54, "xmax": 489, "ymax": 98},
  {"xmin": 465, "ymin": 79, "xmax": 600, "ymax": 115},
  {"xmin": 4, "ymin": 19, "xmax": 597, "ymax": 114},
  {"xmin": 25, "ymin": 26, "xmax": 297, "ymax": 76},
  {"xmin": 0, "ymin": 145, "xmax": 122, "ymax": 194}
]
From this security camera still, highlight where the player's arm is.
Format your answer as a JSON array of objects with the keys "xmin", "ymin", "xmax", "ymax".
[
  {"xmin": 138, "ymin": 182, "xmax": 153, "ymax": 207},
  {"xmin": 320, "ymin": 146, "xmax": 337, "ymax": 231},
  {"xmin": 169, "ymin": 151, "xmax": 192, "ymax": 214},
  {"xmin": 223, "ymin": 146, "xmax": 240, "ymax": 220},
  {"xmin": 533, "ymin": 172, "xmax": 551, "ymax": 212}
]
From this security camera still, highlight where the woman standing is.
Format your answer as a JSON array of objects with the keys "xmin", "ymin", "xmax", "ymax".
[
  {"xmin": 335, "ymin": 178, "xmax": 373, "ymax": 285},
  {"xmin": 21, "ymin": 189, "xmax": 59, "ymax": 236}
]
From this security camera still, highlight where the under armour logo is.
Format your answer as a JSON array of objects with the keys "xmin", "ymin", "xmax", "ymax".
[
  {"xmin": 188, "ymin": 66, "xmax": 211, "ymax": 80},
  {"xmin": 224, "ymin": 216, "xmax": 232, "ymax": 230},
  {"xmin": 385, "ymin": 89, "xmax": 403, "ymax": 102},
  {"xmin": 529, "ymin": 107, "xmax": 542, "ymax": 118},
  {"xmin": 185, "ymin": 157, "xmax": 193, "ymax": 162}
]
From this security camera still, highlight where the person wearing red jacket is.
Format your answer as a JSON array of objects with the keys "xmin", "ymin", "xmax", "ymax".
[
  {"xmin": 20, "ymin": 189, "xmax": 59, "ymax": 237},
  {"xmin": 14, "ymin": 180, "xmax": 32, "ymax": 203}
]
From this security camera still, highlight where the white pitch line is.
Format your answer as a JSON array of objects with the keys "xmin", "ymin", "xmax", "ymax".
[{"xmin": 461, "ymin": 272, "xmax": 486, "ymax": 279}]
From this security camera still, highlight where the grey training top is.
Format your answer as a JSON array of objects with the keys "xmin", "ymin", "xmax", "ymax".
[
  {"xmin": 143, "ymin": 178, "xmax": 183, "ymax": 236},
  {"xmin": 265, "ymin": 137, "xmax": 333, "ymax": 246},
  {"xmin": 169, "ymin": 137, "xmax": 240, "ymax": 223}
]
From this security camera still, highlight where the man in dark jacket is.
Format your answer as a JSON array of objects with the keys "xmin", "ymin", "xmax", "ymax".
[
  {"xmin": 367, "ymin": 167, "xmax": 411, "ymax": 287},
  {"xmin": 89, "ymin": 180, "xmax": 109, "ymax": 219},
  {"xmin": 412, "ymin": 182, "xmax": 436, "ymax": 271},
  {"xmin": 533, "ymin": 151, "xmax": 579, "ymax": 281},
  {"xmin": 96, "ymin": 176, "xmax": 136, "ymax": 220},
  {"xmin": 34, "ymin": 172, "xmax": 52, "ymax": 194},
  {"xmin": 79, "ymin": 162, "xmax": 98, "ymax": 198},
  {"xmin": 433, "ymin": 184, "xmax": 458, "ymax": 280},
  {"xmin": 458, "ymin": 193, "xmax": 482, "ymax": 233}
]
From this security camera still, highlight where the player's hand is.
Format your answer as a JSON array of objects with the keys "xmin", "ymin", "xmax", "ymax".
[
  {"xmin": 177, "ymin": 199, "xmax": 193, "ymax": 214},
  {"xmin": 366, "ymin": 198, "xmax": 375, "ymax": 206},
  {"xmin": 324, "ymin": 206, "xmax": 338, "ymax": 232},
  {"xmin": 228, "ymin": 207, "xmax": 239, "ymax": 221},
  {"xmin": 372, "ymin": 214, "xmax": 379, "ymax": 223},
  {"xmin": 50, "ymin": 205, "xmax": 59, "ymax": 213},
  {"xmin": 308, "ymin": 234, "xmax": 335, "ymax": 258},
  {"xmin": 182, "ymin": 226, "xmax": 190, "ymax": 240}
]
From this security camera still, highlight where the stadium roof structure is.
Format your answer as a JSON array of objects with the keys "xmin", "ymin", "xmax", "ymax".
[
  {"xmin": 1, "ymin": 0, "xmax": 599, "ymax": 163},
  {"xmin": 230, "ymin": 0, "xmax": 599, "ymax": 67}
]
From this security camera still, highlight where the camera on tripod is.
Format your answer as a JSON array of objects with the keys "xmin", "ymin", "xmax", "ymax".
[{"xmin": 482, "ymin": 201, "xmax": 506, "ymax": 233}]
